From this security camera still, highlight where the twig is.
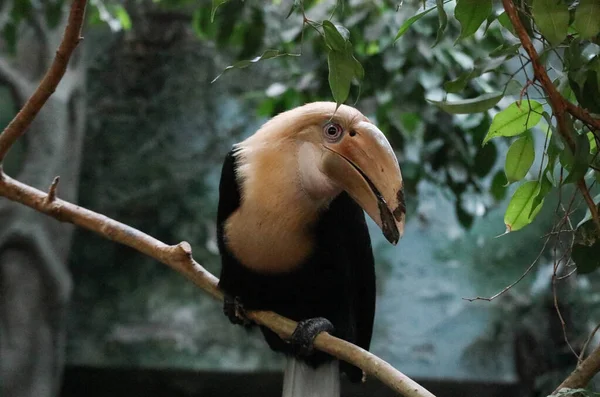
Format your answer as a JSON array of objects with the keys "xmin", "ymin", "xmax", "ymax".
[
  {"xmin": 555, "ymin": 267, "xmax": 576, "ymax": 280},
  {"xmin": 0, "ymin": 1, "xmax": 435, "ymax": 396},
  {"xmin": 463, "ymin": 235, "xmax": 551, "ymax": 302},
  {"xmin": 502, "ymin": 0, "xmax": 600, "ymax": 232},
  {"xmin": 46, "ymin": 176, "xmax": 60, "ymax": 203},
  {"xmin": 552, "ymin": 271, "xmax": 578, "ymax": 358},
  {"xmin": 566, "ymin": 101, "xmax": 600, "ymax": 133},
  {"xmin": 579, "ymin": 321, "xmax": 600, "ymax": 364},
  {"xmin": 0, "ymin": 0, "xmax": 86, "ymax": 163},
  {"xmin": 577, "ymin": 179, "xmax": 600, "ymax": 230}
]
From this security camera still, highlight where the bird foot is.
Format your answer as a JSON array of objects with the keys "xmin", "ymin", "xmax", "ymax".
[
  {"xmin": 291, "ymin": 317, "xmax": 335, "ymax": 357},
  {"xmin": 223, "ymin": 294, "xmax": 251, "ymax": 326}
]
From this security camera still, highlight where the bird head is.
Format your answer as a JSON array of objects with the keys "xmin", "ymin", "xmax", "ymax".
[{"xmin": 238, "ymin": 102, "xmax": 405, "ymax": 244}]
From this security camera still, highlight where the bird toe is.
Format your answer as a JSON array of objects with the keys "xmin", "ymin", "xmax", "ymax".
[
  {"xmin": 223, "ymin": 294, "xmax": 252, "ymax": 326},
  {"xmin": 290, "ymin": 317, "xmax": 335, "ymax": 357}
]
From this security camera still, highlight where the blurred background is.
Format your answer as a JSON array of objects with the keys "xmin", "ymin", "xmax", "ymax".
[{"xmin": 1, "ymin": 0, "xmax": 599, "ymax": 396}]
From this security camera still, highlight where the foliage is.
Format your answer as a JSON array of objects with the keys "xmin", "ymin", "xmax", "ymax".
[
  {"xmin": 0, "ymin": 0, "xmax": 130, "ymax": 53},
  {"xmin": 197, "ymin": 0, "xmax": 511, "ymax": 235},
  {"xmin": 202, "ymin": 0, "xmax": 600, "ymax": 276}
]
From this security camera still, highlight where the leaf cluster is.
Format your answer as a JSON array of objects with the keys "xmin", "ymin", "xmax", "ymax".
[
  {"xmin": 205, "ymin": 1, "xmax": 511, "ymax": 230},
  {"xmin": 204, "ymin": 0, "xmax": 600, "ymax": 275},
  {"xmin": 405, "ymin": 0, "xmax": 600, "ymax": 274},
  {"xmin": 0, "ymin": 0, "xmax": 130, "ymax": 51}
]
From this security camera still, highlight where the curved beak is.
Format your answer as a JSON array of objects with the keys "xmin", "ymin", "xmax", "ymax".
[{"xmin": 320, "ymin": 121, "xmax": 405, "ymax": 244}]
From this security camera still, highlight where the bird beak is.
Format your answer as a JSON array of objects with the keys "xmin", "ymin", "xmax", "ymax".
[{"xmin": 320, "ymin": 121, "xmax": 406, "ymax": 244}]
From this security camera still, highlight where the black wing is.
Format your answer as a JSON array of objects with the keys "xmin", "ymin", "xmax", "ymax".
[
  {"xmin": 326, "ymin": 193, "xmax": 376, "ymax": 381},
  {"xmin": 340, "ymin": 194, "xmax": 376, "ymax": 352},
  {"xmin": 216, "ymin": 148, "xmax": 242, "ymax": 288}
]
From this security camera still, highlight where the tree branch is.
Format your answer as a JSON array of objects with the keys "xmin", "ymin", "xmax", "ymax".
[
  {"xmin": 503, "ymin": 0, "xmax": 600, "ymax": 391},
  {"xmin": 0, "ymin": 0, "xmax": 86, "ymax": 163},
  {"xmin": 502, "ymin": 0, "xmax": 600, "ymax": 232},
  {"xmin": 0, "ymin": 1, "xmax": 435, "ymax": 396},
  {"xmin": 555, "ymin": 344, "xmax": 600, "ymax": 393},
  {"xmin": 0, "ymin": 162, "xmax": 435, "ymax": 397},
  {"xmin": 565, "ymin": 101, "xmax": 600, "ymax": 133}
]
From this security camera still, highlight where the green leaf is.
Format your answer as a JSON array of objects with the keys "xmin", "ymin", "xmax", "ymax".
[
  {"xmin": 576, "ymin": 194, "xmax": 600, "ymax": 228},
  {"xmin": 504, "ymin": 181, "xmax": 544, "ymax": 232},
  {"xmin": 497, "ymin": 12, "xmax": 516, "ymax": 36},
  {"xmin": 455, "ymin": 0, "xmax": 493, "ymax": 40},
  {"xmin": 352, "ymin": 56, "xmax": 365, "ymax": 80},
  {"xmin": 532, "ymin": 0, "xmax": 569, "ymax": 46},
  {"xmin": 427, "ymin": 92, "xmax": 503, "ymax": 114},
  {"xmin": 483, "ymin": 11, "xmax": 497, "ymax": 35},
  {"xmin": 2, "ymin": 22, "xmax": 17, "ymax": 54},
  {"xmin": 328, "ymin": 50, "xmax": 356, "ymax": 106},
  {"xmin": 489, "ymin": 43, "xmax": 521, "ymax": 58},
  {"xmin": 322, "ymin": 21, "xmax": 350, "ymax": 52},
  {"xmin": 433, "ymin": 0, "xmax": 448, "ymax": 47},
  {"xmin": 491, "ymin": 170, "xmax": 508, "ymax": 200},
  {"xmin": 114, "ymin": 5, "xmax": 131, "ymax": 31},
  {"xmin": 544, "ymin": 132, "xmax": 561, "ymax": 183},
  {"xmin": 589, "ymin": 131, "xmax": 598, "ymax": 154},
  {"xmin": 530, "ymin": 174, "xmax": 553, "ymax": 217},
  {"xmin": 90, "ymin": 0, "xmax": 129, "ymax": 31},
  {"xmin": 456, "ymin": 198, "xmax": 474, "ymax": 228},
  {"xmin": 483, "ymin": 100, "xmax": 543, "ymax": 144},
  {"xmin": 444, "ymin": 53, "xmax": 515, "ymax": 93},
  {"xmin": 394, "ymin": 2, "xmax": 450, "ymax": 42},
  {"xmin": 563, "ymin": 132, "xmax": 591, "ymax": 184},
  {"xmin": 505, "ymin": 133, "xmax": 535, "ymax": 183},
  {"xmin": 44, "ymin": 0, "xmax": 64, "ymax": 28},
  {"xmin": 570, "ymin": 57, "xmax": 600, "ymax": 114},
  {"xmin": 211, "ymin": 50, "xmax": 288, "ymax": 83},
  {"xmin": 211, "ymin": 0, "xmax": 229, "ymax": 22},
  {"xmin": 474, "ymin": 142, "xmax": 497, "ymax": 177},
  {"xmin": 444, "ymin": 71, "xmax": 473, "ymax": 93},
  {"xmin": 285, "ymin": 0, "xmax": 301, "ymax": 19},
  {"xmin": 574, "ymin": 0, "xmax": 600, "ymax": 40},
  {"xmin": 572, "ymin": 241, "xmax": 600, "ymax": 274}
]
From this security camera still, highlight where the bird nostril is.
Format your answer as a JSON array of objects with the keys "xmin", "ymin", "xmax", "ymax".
[{"xmin": 349, "ymin": 130, "xmax": 356, "ymax": 137}]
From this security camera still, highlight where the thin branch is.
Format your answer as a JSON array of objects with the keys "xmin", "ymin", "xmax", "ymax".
[
  {"xmin": 45, "ymin": 176, "xmax": 60, "ymax": 203},
  {"xmin": 577, "ymin": 179, "xmax": 600, "ymax": 229},
  {"xmin": 555, "ymin": 344, "xmax": 600, "ymax": 392},
  {"xmin": 552, "ymin": 271, "xmax": 578, "ymax": 359},
  {"xmin": 566, "ymin": 101, "xmax": 600, "ymax": 133},
  {"xmin": 0, "ymin": 172, "xmax": 434, "ymax": 397},
  {"xmin": 555, "ymin": 267, "xmax": 576, "ymax": 280},
  {"xmin": 0, "ymin": 0, "xmax": 86, "ymax": 163},
  {"xmin": 463, "ymin": 235, "xmax": 551, "ymax": 302},
  {"xmin": 579, "ymin": 321, "xmax": 600, "ymax": 364},
  {"xmin": 0, "ymin": 1, "xmax": 435, "ymax": 396},
  {"xmin": 502, "ymin": 0, "xmax": 600, "ymax": 232}
]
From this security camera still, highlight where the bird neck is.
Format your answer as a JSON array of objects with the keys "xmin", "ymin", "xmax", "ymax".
[{"xmin": 223, "ymin": 142, "xmax": 336, "ymax": 273}]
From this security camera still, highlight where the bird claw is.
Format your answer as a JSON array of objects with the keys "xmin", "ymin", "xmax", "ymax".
[
  {"xmin": 291, "ymin": 317, "xmax": 335, "ymax": 357},
  {"xmin": 223, "ymin": 294, "xmax": 251, "ymax": 326}
]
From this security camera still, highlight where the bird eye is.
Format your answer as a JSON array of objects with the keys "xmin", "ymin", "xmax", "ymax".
[{"xmin": 323, "ymin": 123, "xmax": 343, "ymax": 142}]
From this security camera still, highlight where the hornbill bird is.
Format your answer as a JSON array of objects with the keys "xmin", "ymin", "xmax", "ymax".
[{"xmin": 217, "ymin": 102, "xmax": 405, "ymax": 397}]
